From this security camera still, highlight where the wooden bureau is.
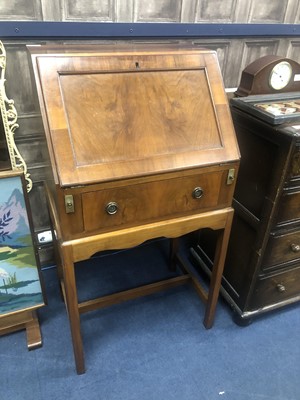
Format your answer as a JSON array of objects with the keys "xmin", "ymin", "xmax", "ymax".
[{"xmin": 28, "ymin": 44, "xmax": 239, "ymax": 373}]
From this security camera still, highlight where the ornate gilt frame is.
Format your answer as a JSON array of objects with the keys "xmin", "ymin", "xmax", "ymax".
[{"xmin": 0, "ymin": 41, "xmax": 32, "ymax": 192}]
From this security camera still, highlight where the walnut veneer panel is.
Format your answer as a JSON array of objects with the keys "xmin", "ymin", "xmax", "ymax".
[
  {"xmin": 82, "ymin": 169, "xmax": 222, "ymax": 232},
  {"xmin": 59, "ymin": 70, "xmax": 221, "ymax": 165},
  {"xmin": 53, "ymin": 163, "xmax": 237, "ymax": 240},
  {"xmin": 29, "ymin": 45, "xmax": 239, "ymax": 187}
]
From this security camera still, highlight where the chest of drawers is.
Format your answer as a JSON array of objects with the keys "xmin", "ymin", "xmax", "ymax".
[
  {"xmin": 193, "ymin": 94, "xmax": 300, "ymax": 324},
  {"xmin": 29, "ymin": 44, "xmax": 239, "ymax": 373}
]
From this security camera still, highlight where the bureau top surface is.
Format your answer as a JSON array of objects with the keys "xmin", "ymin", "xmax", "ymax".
[{"xmin": 29, "ymin": 44, "xmax": 239, "ymax": 187}]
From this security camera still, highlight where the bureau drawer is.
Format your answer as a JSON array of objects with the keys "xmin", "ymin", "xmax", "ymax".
[
  {"xmin": 263, "ymin": 230, "xmax": 300, "ymax": 269},
  {"xmin": 82, "ymin": 171, "xmax": 224, "ymax": 232},
  {"xmin": 276, "ymin": 189, "xmax": 300, "ymax": 225},
  {"xmin": 250, "ymin": 266, "xmax": 300, "ymax": 310}
]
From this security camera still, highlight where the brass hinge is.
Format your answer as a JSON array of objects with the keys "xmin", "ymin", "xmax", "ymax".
[
  {"xmin": 65, "ymin": 194, "xmax": 74, "ymax": 213},
  {"xmin": 227, "ymin": 168, "xmax": 235, "ymax": 185}
]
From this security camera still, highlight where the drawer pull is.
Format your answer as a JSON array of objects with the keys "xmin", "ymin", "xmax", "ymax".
[
  {"xmin": 105, "ymin": 202, "xmax": 119, "ymax": 215},
  {"xmin": 192, "ymin": 187, "xmax": 204, "ymax": 199},
  {"xmin": 290, "ymin": 243, "xmax": 300, "ymax": 253},
  {"xmin": 276, "ymin": 283, "xmax": 286, "ymax": 293}
]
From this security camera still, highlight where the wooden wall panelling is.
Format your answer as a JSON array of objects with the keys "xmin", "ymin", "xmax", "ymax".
[
  {"xmin": 276, "ymin": 38, "xmax": 290, "ymax": 58},
  {"xmin": 220, "ymin": 39, "xmax": 245, "ymax": 88},
  {"xmin": 293, "ymin": 1, "xmax": 300, "ymax": 23},
  {"xmin": 286, "ymin": 38, "xmax": 300, "ymax": 61},
  {"xmin": 61, "ymin": 0, "xmax": 116, "ymax": 22},
  {"xmin": 1, "ymin": 0, "xmax": 300, "ymax": 23},
  {"xmin": 40, "ymin": 0, "xmax": 62, "ymax": 21},
  {"xmin": 16, "ymin": 112, "xmax": 44, "ymax": 138},
  {"xmin": 3, "ymin": 41, "xmax": 52, "ymax": 263},
  {"xmin": 180, "ymin": 0, "xmax": 198, "ymax": 22},
  {"xmin": 4, "ymin": 43, "xmax": 40, "ymax": 114},
  {"xmin": 226, "ymin": 37, "xmax": 300, "ymax": 89},
  {"xmin": 192, "ymin": 39, "xmax": 246, "ymax": 89},
  {"xmin": 239, "ymin": 39, "xmax": 281, "ymax": 73},
  {"xmin": 247, "ymin": 0, "xmax": 298, "ymax": 24},
  {"xmin": 14, "ymin": 136, "xmax": 49, "ymax": 178},
  {"xmin": 0, "ymin": 0, "xmax": 42, "ymax": 20},
  {"xmin": 27, "ymin": 182, "xmax": 50, "ymax": 232},
  {"xmin": 133, "ymin": 0, "xmax": 183, "ymax": 22},
  {"xmin": 116, "ymin": 1, "xmax": 134, "ymax": 22},
  {"xmin": 195, "ymin": 0, "xmax": 243, "ymax": 23},
  {"xmin": 192, "ymin": 39, "xmax": 232, "ymax": 86},
  {"xmin": 247, "ymin": 0, "xmax": 289, "ymax": 23},
  {"xmin": 283, "ymin": 0, "xmax": 300, "ymax": 23},
  {"xmin": 191, "ymin": 38, "xmax": 284, "ymax": 89}
]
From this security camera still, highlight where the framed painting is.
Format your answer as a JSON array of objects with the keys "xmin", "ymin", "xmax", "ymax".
[{"xmin": 0, "ymin": 170, "xmax": 45, "ymax": 318}]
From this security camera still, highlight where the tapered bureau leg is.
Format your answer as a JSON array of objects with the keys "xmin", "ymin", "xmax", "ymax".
[
  {"xmin": 169, "ymin": 238, "xmax": 179, "ymax": 271},
  {"xmin": 203, "ymin": 210, "xmax": 234, "ymax": 329},
  {"xmin": 61, "ymin": 245, "xmax": 85, "ymax": 374}
]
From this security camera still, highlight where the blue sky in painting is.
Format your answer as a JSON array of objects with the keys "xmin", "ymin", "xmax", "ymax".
[{"xmin": 0, "ymin": 176, "xmax": 22, "ymax": 204}]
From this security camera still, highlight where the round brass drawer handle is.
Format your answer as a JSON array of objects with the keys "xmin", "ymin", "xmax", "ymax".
[
  {"xmin": 276, "ymin": 283, "xmax": 286, "ymax": 293},
  {"xmin": 105, "ymin": 201, "xmax": 119, "ymax": 215},
  {"xmin": 192, "ymin": 187, "xmax": 204, "ymax": 199},
  {"xmin": 290, "ymin": 243, "xmax": 300, "ymax": 253}
]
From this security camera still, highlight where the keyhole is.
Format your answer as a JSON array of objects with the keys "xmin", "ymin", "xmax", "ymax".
[{"xmin": 135, "ymin": 61, "xmax": 140, "ymax": 69}]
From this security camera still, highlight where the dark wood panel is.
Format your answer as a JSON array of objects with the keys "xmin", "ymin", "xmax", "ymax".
[
  {"xmin": 277, "ymin": 189, "xmax": 300, "ymax": 225},
  {"xmin": 5, "ymin": 44, "xmax": 40, "ymax": 115},
  {"xmin": 28, "ymin": 183, "xmax": 50, "ymax": 229},
  {"xmin": 251, "ymin": 266, "xmax": 300, "ymax": 310},
  {"xmin": 263, "ymin": 230, "xmax": 300, "ymax": 269}
]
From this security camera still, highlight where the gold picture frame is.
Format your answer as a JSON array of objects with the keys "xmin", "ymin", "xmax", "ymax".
[{"xmin": 0, "ymin": 41, "xmax": 32, "ymax": 192}]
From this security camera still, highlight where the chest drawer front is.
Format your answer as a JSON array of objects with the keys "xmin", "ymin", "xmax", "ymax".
[
  {"xmin": 82, "ymin": 172, "xmax": 224, "ymax": 232},
  {"xmin": 276, "ymin": 189, "xmax": 300, "ymax": 225},
  {"xmin": 287, "ymin": 145, "xmax": 300, "ymax": 185},
  {"xmin": 263, "ymin": 230, "xmax": 300, "ymax": 269},
  {"xmin": 250, "ymin": 266, "xmax": 300, "ymax": 310}
]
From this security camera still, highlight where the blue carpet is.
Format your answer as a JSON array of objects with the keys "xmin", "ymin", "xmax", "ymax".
[{"xmin": 1, "ymin": 239, "xmax": 300, "ymax": 400}]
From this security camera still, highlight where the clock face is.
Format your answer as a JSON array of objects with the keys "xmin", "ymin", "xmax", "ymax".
[{"xmin": 269, "ymin": 61, "xmax": 293, "ymax": 90}]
